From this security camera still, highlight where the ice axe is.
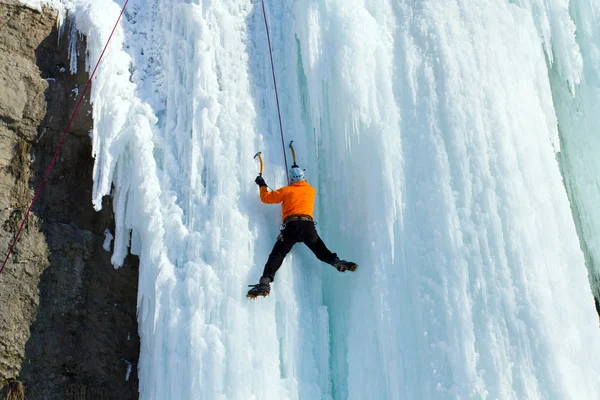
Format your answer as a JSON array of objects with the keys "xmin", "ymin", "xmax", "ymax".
[
  {"xmin": 254, "ymin": 151, "xmax": 264, "ymax": 176},
  {"xmin": 289, "ymin": 141, "xmax": 298, "ymax": 168}
]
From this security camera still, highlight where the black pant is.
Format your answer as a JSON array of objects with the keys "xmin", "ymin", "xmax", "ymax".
[{"xmin": 262, "ymin": 220, "xmax": 336, "ymax": 282}]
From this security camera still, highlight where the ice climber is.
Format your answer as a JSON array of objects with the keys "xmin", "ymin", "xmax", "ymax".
[{"xmin": 247, "ymin": 165, "xmax": 358, "ymax": 298}]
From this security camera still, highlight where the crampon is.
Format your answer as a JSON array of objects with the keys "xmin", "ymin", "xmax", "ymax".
[
  {"xmin": 247, "ymin": 285, "xmax": 270, "ymax": 298},
  {"xmin": 333, "ymin": 260, "xmax": 358, "ymax": 272},
  {"xmin": 247, "ymin": 277, "xmax": 271, "ymax": 298}
]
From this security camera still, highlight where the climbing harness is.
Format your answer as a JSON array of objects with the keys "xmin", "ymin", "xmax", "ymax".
[
  {"xmin": 280, "ymin": 214, "xmax": 317, "ymax": 233},
  {"xmin": 0, "ymin": 0, "xmax": 130, "ymax": 275},
  {"xmin": 283, "ymin": 214, "xmax": 314, "ymax": 225}
]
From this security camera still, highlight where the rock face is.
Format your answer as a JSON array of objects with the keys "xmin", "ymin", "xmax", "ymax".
[{"xmin": 0, "ymin": 3, "xmax": 139, "ymax": 399}]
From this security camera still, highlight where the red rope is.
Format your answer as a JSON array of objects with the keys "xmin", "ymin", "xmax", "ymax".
[
  {"xmin": 0, "ymin": 0, "xmax": 129, "ymax": 275},
  {"xmin": 261, "ymin": 0, "xmax": 290, "ymax": 184}
]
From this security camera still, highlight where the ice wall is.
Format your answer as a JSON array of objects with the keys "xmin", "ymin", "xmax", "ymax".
[
  {"xmin": 548, "ymin": 1, "xmax": 600, "ymax": 304},
  {"xmin": 286, "ymin": 1, "xmax": 600, "ymax": 398}
]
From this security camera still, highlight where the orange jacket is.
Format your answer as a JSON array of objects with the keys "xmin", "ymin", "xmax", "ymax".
[{"xmin": 260, "ymin": 181, "xmax": 316, "ymax": 221}]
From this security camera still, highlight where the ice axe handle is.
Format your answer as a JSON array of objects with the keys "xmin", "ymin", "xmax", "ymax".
[
  {"xmin": 254, "ymin": 152, "xmax": 264, "ymax": 176},
  {"xmin": 289, "ymin": 141, "xmax": 297, "ymax": 166}
]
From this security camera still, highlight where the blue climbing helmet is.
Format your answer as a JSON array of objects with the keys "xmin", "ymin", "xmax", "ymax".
[{"xmin": 290, "ymin": 165, "xmax": 305, "ymax": 183}]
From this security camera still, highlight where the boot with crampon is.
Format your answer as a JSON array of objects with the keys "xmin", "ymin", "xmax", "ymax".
[
  {"xmin": 330, "ymin": 256, "xmax": 358, "ymax": 272},
  {"xmin": 247, "ymin": 276, "xmax": 271, "ymax": 298}
]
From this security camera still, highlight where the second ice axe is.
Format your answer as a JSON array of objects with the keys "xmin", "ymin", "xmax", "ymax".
[{"xmin": 289, "ymin": 141, "xmax": 298, "ymax": 167}]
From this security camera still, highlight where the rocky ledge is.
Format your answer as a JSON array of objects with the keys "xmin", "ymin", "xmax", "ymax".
[{"xmin": 0, "ymin": 2, "xmax": 139, "ymax": 399}]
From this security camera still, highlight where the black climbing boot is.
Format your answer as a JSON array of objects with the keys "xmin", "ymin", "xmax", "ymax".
[
  {"xmin": 330, "ymin": 256, "xmax": 358, "ymax": 272},
  {"xmin": 247, "ymin": 276, "xmax": 271, "ymax": 298}
]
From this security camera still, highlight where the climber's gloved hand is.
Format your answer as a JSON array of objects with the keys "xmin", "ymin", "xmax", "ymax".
[{"xmin": 255, "ymin": 175, "xmax": 267, "ymax": 187}]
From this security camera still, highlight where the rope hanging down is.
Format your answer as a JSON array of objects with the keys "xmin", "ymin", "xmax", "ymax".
[
  {"xmin": 0, "ymin": 0, "xmax": 130, "ymax": 276},
  {"xmin": 260, "ymin": 0, "xmax": 290, "ymax": 184}
]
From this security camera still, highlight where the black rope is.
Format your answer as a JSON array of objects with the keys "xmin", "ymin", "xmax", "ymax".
[{"xmin": 260, "ymin": 0, "xmax": 290, "ymax": 184}]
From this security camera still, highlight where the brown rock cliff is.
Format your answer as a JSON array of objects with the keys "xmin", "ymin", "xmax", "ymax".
[{"xmin": 0, "ymin": 2, "xmax": 139, "ymax": 399}]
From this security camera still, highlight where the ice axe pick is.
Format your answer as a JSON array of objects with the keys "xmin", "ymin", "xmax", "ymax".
[{"xmin": 254, "ymin": 152, "xmax": 264, "ymax": 176}]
